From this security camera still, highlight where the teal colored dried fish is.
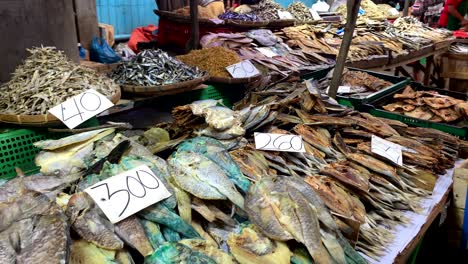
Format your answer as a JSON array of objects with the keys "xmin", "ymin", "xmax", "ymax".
[
  {"xmin": 141, "ymin": 220, "xmax": 166, "ymax": 250},
  {"xmin": 176, "ymin": 137, "xmax": 250, "ymax": 192},
  {"xmin": 168, "ymin": 151, "xmax": 245, "ymax": 209},
  {"xmin": 139, "ymin": 203, "xmax": 200, "ymax": 239},
  {"xmin": 144, "ymin": 242, "xmax": 216, "ymax": 264},
  {"xmin": 161, "ymin": 226, "xmax": 181, "ymax": 242}
]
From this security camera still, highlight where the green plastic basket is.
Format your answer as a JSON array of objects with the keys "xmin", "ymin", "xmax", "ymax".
[
  {"xmin": 362, "ymin": 82, "xmax": 468, "ymax": 139},
  {"xmin": 302, "ymin": 67, "xmax": 411, "ymax": 110},
  {"xmin": 0, "ymin": 118, "xmax": 100, "ymax": 180},
  {"xmin": 155, "ymin": 85, "xmax": 246, "ymax": 110}
]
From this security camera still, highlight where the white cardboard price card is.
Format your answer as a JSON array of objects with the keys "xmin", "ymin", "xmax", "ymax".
[
  {"xmin": 255, "ymin": 47, "xmax": 278, "ymax": 58},
  {"xmin": 371, "ymin": 135, "xmax": 403, "ymax": 166},
  {"xmin": 254, "ymin": 132, "xmax": 305, "ymax": 153},
  {"xmin": 48, "ymin": 89, "xmax": 114, "ymax": 129},
  {"xmin": 277, "ymin": 10, "xmax": 294, "ymax": 19},
  {"xmin": 226, "ymin": 60, "xmax": 260, "ymax": 78},
  {"xmin": 85, "ymin": 165, "xmax": 172, "ymax": 223}
]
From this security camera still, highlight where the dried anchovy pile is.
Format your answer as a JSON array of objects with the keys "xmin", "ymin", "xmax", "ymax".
[
  {"xmin": 219, "ymin": 11, "xmax": 258, "ymax": 21},
  {"xmin": 177, "ymin": 47, "xmax": 241, "ymax": 78},
  {"xmin": 0, "ymin": 47, "xmax": 119, "ymax": 115},
  {"xmin": 252, "ymin": 0, "xmax": 283, "ymax": 21},
  {"xmin": 287, "ymin": 1, "xmax": 313, "ymax": 21},
  {"xmin": 111, "ymin": 49, "xmax": 204, "ymax": 86}
]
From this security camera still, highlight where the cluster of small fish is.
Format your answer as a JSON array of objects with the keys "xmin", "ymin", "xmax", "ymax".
[
  {"xmin": 336, "ymin": 0, "xmax": 388, "ymax": 21},
  {"xmin": 286, "ymin": 1, "xmax": 314, "ymax": 22},
  {"xmin": 111, "ymin": 49, "xmax": 205, "ymax": 87},
  {"xmin": 0, "ymin": 47, "xmax": 120, "ymax": 115},
  {"xmin": 386, "ymin": 17, "xmax": 452, "ymax": 50},
  {"xmin": 218, "ymin": 10, "xmax": 258, "ymax": 21},
  {"xmin": 383, "ymin": 86, "xmax": 468, "ymax": 123},
  {"xmin": 251, "ymin": 0, "xmax": 284, "ymax": 21},
  {"xmin": 313, "ymin": 68, "xmax": 393, "ymax": 97}
]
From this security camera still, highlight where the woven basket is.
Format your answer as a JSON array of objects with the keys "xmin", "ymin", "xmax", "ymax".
[
  {"xmin": 121, "ymin": 74, "xmax": 210, "ymax": 96},
  {"xmin": 225, "ymin": 20, "xmax": 269, "ymax": 28},
  {"xmin": 209, "ymin": 74, "xmax": 262, "ymax": 84},
  {"xmin": 0, "ymin": 90, "xmax": 121, "ymax": 127}
]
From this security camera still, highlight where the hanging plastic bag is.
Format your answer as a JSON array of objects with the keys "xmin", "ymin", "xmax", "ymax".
[{"xmin": 89, "ymin": 37, "xmax": 121, "ymax": 64}]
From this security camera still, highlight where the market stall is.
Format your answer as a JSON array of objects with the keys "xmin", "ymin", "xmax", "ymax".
[{"xmin": 0, "ymin": 0, "xmax": 467, "ymax": 263}]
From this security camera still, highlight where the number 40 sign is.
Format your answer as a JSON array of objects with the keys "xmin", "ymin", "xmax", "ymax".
[{"xmin": 48, "ymin": 89, "xmax": 114, "ymax": 129}]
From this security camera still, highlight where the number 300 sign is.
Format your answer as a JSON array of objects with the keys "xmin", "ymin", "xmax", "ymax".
[
  {"xmin": 85, "ymin": 165, "xmax": 172, "ymax": 223},
  {"xmin": 48, "ymin": 89, "xmax": 114, "ymax": 129}
]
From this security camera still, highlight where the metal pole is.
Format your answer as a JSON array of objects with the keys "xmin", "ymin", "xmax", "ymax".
[
  {"xmin": 188, "ymin": 0, "xmax": 199, "ymax": 51},
  {"xmin": 403, "ymin": 0, "xmax": 410, "ymax": 16},
  {"xmin": 328, "ymin": 0, "xmax": 361, "ymax": 99}
]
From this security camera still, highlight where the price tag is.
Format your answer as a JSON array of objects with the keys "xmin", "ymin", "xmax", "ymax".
[
  {"xmin": 209, "ymin": 18, "xmax": 224, "ymax": 24},
  {"xmin": 326, "ymin": 86, "xmax": 351, "ymax": 94},
  {"xmin": 255, "ymin": 47, "xmax": 278, "ymax": 58},
  {"xmin": 48, "ymin": 89, "xmax": 114, "ymax": 129},
  {"xmin": 85, "ymin": 165, "xmax": 172, "ymax": 223},
  {"xmin": 371, "ymin": 135, "xmax": 403, "ymax": 166},
  {"xmin": 226, "ymin": 60, "xmax": 260, "ymax": 78},
  {"xmin": 254, "ymin": 132, "xmax": 305, "ymax": 153},
  {"xmin": 277, "ymin": 10, "xmax": 294, "ymax": 19}
]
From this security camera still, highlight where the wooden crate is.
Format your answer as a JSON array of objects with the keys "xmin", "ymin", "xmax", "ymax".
[{"xmin": 449, "ymin": 162, "xmax": 468, "ymax": 249}]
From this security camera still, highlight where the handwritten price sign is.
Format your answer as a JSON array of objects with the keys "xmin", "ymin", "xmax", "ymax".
[
  {"xmin": 85, "ymin": 165, "xmax": 171, "ymax": 223},
  {"xmin": 48, "ymin": 89, "xmax": 114, "ymax": 129},
  {"xmin": 254, "ymin": 132, "xmax": 305, "ymax": 153},
  {"xmin": 371, "ymin": 135, "xmax": 403, "ymax": 166},
  {"xmin": 226, "ymin": 60, "xmax": 260, "ymax": 78}
]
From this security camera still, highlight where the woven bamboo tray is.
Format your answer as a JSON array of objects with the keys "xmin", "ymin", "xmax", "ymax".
[
  {"xmin": 0, "ymin": 90, "xmax": 121, "ymax": 127},
  {"xmin": 267, "ymin": 19, "xmax": 296, "ymax": 28},
  {"xmin": 225, "ymin": 20, "xmax": 269, "ymax": 28},
  {"xmin": 121, "ymin": 74, "xmax": 210, "ymax": 96},
  {"xmin": 209, "ymin": 74, "xmax": 262, "ymax": 84}
]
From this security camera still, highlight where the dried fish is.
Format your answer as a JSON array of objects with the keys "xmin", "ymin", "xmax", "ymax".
[
  {"xmin": 0, "ymin": 47, "xmax": 119, "ymax": 115},
  {"xmin": 111, "ymin": 49, "xmax": 204, "ymax": 86}
]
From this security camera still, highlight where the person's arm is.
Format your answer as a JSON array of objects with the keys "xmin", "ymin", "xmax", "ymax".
[{"xmin": 448, "ymin": 3, "xmax": 468, "ymax": 24}]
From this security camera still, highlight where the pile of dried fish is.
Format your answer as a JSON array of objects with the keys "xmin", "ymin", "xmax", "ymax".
[
  {"xmin": 251, "ymin": 0, "xmax": 284, "ymax": 21},
  {"xmin": 111, "ymin": 49, "xmax": 205, "ymax": 86},
  {"xmin": 219, "ymin": 10, "xmax": 258, "ymax": 21},
  {"xmin": 336, "ymin": 0, "xmax": 387, "ymax": 21},
  {"xmin": 386, "ymin": 17, "xmax": 452, "ymax": 50},
  {"xmin": 287, "ymin": 1, "xmax": 314, "ymax": 22},
  {"xmin": 449, "ymin": 42, "xmax": 468, "ymax": 54},
  {"xmin": 281, "ymin": 25, "xmax": 338, "ymax": 55},
  {"xmin": 177, "ymin": 47, "xmax": 242, "ymax": 78},
  {"xmin": 200, "ymin": 33, "xmax": 253, "ymax": 49},
  {"xmin": 0, "ymin": 47, "xmax": 119, "ymax": 115},
  {"xmin": 382, "ymin": 86, "xmax": 468, "ymax": 123}
]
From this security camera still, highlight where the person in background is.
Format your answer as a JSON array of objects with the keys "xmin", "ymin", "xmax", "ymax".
[
  {"xmin": 412, "ymin": 0, "xmax": 445, "ymax": 27},
  {"xmin": 439, "ymin": 0, "xmax": 468, "ymax": 30}
]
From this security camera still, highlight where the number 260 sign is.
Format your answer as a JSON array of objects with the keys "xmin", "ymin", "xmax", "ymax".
[{"xmin": 48, "ymin": 89, "xmax": 114, "ymax": 129}]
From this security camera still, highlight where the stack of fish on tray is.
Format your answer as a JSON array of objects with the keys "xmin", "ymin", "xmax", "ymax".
[
  {"xmin": 1, "ymin": 77, "xmax": 465, "ymax": 263},
  {"xmin": 286, "ymin": 1, "xmax": 314, "ymax": 22},
  {"xmin": 199, "ymin": 31, "xmax": 332, "ymax": 76},
  {"xmin": 310, "ymin": 68, "xmax": 393, "ymax": 98},
  {"xmin": 110, "ymin": 49, "xmax": 205, "ymax": 87},
  {"xmin": 382, "ymin": 86, "xmax": 468, "ymax": 123},
  {"xmin": 280, "ymin": 25, "xmax": 338, "ymax": 55},
  {"xmin": 385, "ymin": 17, "xmax": 452, "ymax": 50}
]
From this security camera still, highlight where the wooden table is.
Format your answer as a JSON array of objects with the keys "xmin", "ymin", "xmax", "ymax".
[
  {"xmin": 394, "ymin": 185, "xmax": 452, "ymax": 264},
  {"xmin": 348, "ymin": 38, "xmax": 457, "ymax": 87}
]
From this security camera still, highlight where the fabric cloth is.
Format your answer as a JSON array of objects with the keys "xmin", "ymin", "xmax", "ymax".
[
  {"xmin": 412, "ymin": 0, "xmax": 445, "ymax": 27},
  {"xmin": 439, "ymin": 0, "xmax": 465, "ymax": 28},
  {"xmin": 447, "ymin": 0, "xmax": 468, "ymax": 29},
  {"xmin": 128, "ymin": 25, "xmax": 158, "ymax": 54}
]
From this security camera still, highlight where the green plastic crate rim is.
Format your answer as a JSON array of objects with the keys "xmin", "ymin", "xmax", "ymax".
[
  {"xmin": 363, "ymin": 83, "xmax": 468, "ymax": 139},
  {"xmin": 156, "ymin": 85, "xmax": 246, "ymax": 110},
  {"xmin": 302, "ymin": 67, "xmax": 411, "ymax": 110},
  {"xmin": 0, "ymin": 118, "xmax": 100, "ymax": 180}
]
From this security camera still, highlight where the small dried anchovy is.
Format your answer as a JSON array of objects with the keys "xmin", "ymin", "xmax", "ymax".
[
  {"xmin": 252, "ymin": 0, "xmax": 284, "ymax": 21},
  {"xmin": 111, "ymin": 49, "xmax": 205, "ymax": 86},
  {"xmin": 0, "ymin": 46, "xmax": 119, "ymax": 115}
]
